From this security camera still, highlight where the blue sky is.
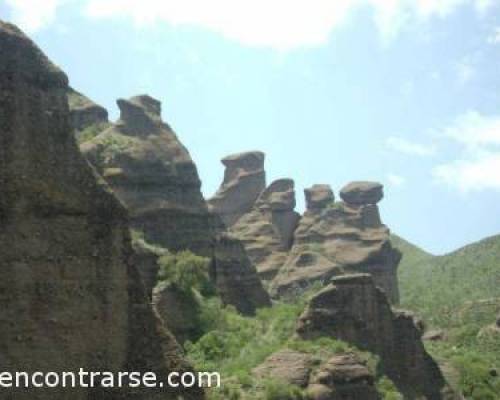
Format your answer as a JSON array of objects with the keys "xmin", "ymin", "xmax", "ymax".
[{"xmin": 2, "ymin": 0, "xmax": 500, "ymax": 254}]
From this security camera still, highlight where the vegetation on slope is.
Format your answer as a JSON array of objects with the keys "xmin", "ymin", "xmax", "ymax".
[{"xmin": 395, "ymin": 234, "xmax": 500, "ymax": 399}]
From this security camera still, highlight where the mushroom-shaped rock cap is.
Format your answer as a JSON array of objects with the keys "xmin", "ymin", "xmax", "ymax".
[
  {"xmin": 221, "ymin": 151, "xmax": 265, "ymax": 171},
  {"xmin": 305, "ymin": 184, "xmax": 334, "ymax": 210},
  {"xmin": 340, "ymin": 181, "xmax": 383, "ymax": 205}
]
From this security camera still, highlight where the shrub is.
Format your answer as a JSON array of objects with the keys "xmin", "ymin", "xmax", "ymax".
[
  {"xmin": 157, "ymin": 250, "xmax": 212, "ymax": 295},
  {"xmin": 262, "ymin": 379, "xmax": 304, "ymax": 400}
]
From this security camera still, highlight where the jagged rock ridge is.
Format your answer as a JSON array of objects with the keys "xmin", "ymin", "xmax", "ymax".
[
  {"xmin": 81, "ymin": 95, "xmax": 270, "ymax": 315},
  {"xmin": 0, "ymin": 21, "xmax": 203, "ymax": 400},
  {"xmin": 297, "ymin": 274, "xmax": 459, "ymax": 400},
  {"xmin": 271, "ymin": 182, "xmax": 401, "ymax": 303}
]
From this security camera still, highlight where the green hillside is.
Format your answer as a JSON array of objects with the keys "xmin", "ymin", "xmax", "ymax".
[{"xmin": 394, "ymin": 234, "xmax": 500, "ymax": 399}]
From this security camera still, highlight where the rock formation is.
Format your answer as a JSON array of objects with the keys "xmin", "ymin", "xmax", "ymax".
[
  {"xmin": 153, "ymin": 282, "xmax": 204, "ymax": 346},
  {"xmin": 271, "ymin": 182, "xmax": 401, "ymax": 303},
  {"xmin": 81, "ymin": 96, "xmax": 270, "ymax": 315},
  {"xmin": 81, "ymin": 94, "xmax": 214, "ymax": 258},
  {"xmin": 230, "ymin": 178, "xmax": 301, "ymax": 281},
  {"xmin": 67, "ymin": 86, "xmax": 108, "ymax": 139},
  {"xmin": 253, "ymin": 350, "xmax": 380, "ymax": 400},
  {"xmin": 306, "ymin": 354, "xmax": 380, "ymax": 400},
  {"xmin": 297, "ymin": 274, "xmax": 458, "ymax": 400},
  {"xmin": 208, "ymin": 151, "xmax": 266, "ymax": 227},
  {"xmin": 0, "ymin": 21, "xmax": 203, "ymax": 400},
  {"xmin": 211, "ymin": 231, "xmax": 272, "ymax": 315}
]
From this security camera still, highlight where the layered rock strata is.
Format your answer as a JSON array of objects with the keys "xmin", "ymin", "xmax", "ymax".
[
  {"xmin": 253, "ymin": 350, "xmax": 380, "ymax": 400},
  {"xmin": 230, "ymin": 179, "xmax": 300, "ymax": 281},
  {"xmin": 81, "ymin": 95, "xmax": 214, "ymax": 258},
  {"xmin": 297, "ymin": 274, "xmax": 459, "ymax": 400},
  {"xmin": 208, "ymin": 151, "xmax": 266, "ymax": 227},
  {"xmin": 0, "ymin": 21, "xmax": 203, "ymax": 400},
  {"xmin": 271, "ymin": 182, "xmax": 401, "ymax": 303}
]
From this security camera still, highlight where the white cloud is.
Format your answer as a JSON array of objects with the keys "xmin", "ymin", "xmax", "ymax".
[
  {"xmin": 432, "ymin": 111, "xmax": 500, "ymax": 192},
  {"xmin": 4, "ymin": 0, "xmax": 494, "ymax": 48},
  {"xmin": 386, "ymin": 136, "xmax": 437, "ymax": 156},
  {"xmin": 5, "ymin": 0, "xmax": 66, "ymax": 33},
  {"xmin": 387, "ymin": 173, "xmax": 406, "ymax": 186},
  {"xmin": 433, "ymin": 153, "xmax": 500, "ymax": 191}
]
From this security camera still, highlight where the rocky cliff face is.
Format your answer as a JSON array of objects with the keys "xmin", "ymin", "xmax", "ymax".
[
  {"xmin": 0, "ymin": 21, "xmax": 203, "ymax": 400},
  {"xmin": 81, "ymin": 95, "xmax": 270, "ymax": 315},
  {"xmin": 230, "ymin": 178, "xmax": 300, "ymax": 281},
  {"xmin": 81, "ymin": 94, "xmax": 214, "ymax": 258},
  {"xmin": 67, "ymin": 86, "xmax": 108, "ymax": 138},
  {"xmin": 271, "ymin": 182, "xmax": 401, "ymax": 303},
  {"xmin": 297, "ymin": 274, "xmax": 458, "ymax": 400},
  {"xmin": 211, "ymin": 231, "xmax": 272, "ymax": 315},
  {"xmin": 208, "ymin": 151, "xmax": 266, "ymax": 227}
]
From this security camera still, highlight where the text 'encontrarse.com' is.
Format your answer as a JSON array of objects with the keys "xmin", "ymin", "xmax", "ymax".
[{"xmin": 0, "ymin": 370, "xmax": 221, "ymax": 389}]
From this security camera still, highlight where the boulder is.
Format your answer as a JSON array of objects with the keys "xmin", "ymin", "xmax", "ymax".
[
  {"xmin": 305, "ymin": 184, "xmax": 335, "ymax": 210},
  {"xmin": 297, "ymin": 274, "xmax": 459, "ymax": 400},
  {"xmin": 271, "ymin": 189, "xmax": 400, "ymax": 303},
  {"xmin": 306, "ymin": 354, "xmax": 379, "ymax": 400},
  {"xmin": 252, "ymin": 350, "xmax": 314, "ymax": 388},
  {"xmin": 253, "ymin": 350, "xmax": 380, "ymax": 400},
  {"xmin": 230, "ymin": 179, "xmax": 301, "ymax": 281},
  {"xmin": 340, "ymin": 181, "xmax": 383, "ymax": 205},
  {"xmin": 208, "ymin": 151, "xmax": 266, "ymax": 227},
  {"xmin": 0, "ymin": 21, "xmax": 203, "ymax": 400}
]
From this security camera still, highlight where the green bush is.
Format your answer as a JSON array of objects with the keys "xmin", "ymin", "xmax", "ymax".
[{"xmin": 157, "ymin": 250, "xmax": 212, "ymax": 295}]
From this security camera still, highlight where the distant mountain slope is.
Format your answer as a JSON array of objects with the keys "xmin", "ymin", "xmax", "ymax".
[
  {"xmin": 394, "ymin": 234, "xmax": 500, "ymax": 398},
  {"xmin": 395, "ymin": 233, "xmax": 500, "ymax": 326}
]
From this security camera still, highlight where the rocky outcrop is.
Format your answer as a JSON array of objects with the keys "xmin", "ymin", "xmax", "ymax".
[
  {"xmin": 208, "ymin": 151, "xmax": 266, "ymax": 227},
  {"xmin": 297, "ymin": 274, "xmax": 458, "ymax": 400},
  {"xmin": 230, "ymin": 179, "xmax": 300, "ymax": 281},
  {"xmin": 306, "ymin": 354, "xmax": 380, "ymax": 400},
  {"xmin": 305, "ymin": 184, "xmax": 335, "ymax": 210},
  {"xmin": 252, "ymin": 349, "xmax": 314, "ymax": 388},
  {"xmin": 0, "ymin": 21, "xmax": 203, "ymax": 400},
  {"xmin": 81, "ymin": 94, "xmax": 214, "ymax": 258},
  {"xmin": 211, "ymin": 231, "xmax": 271, "ymax": 315},
  {"xmin": 253, "ymin": 350, "xmax": 380, "ymax": 400},
  {"xmin": 271, "ymin": 182, "xmax": 400, "ymax": 303},
  {"xmin": 153, "ymin": 282, "xmax": 203, "ymax": 346},
  {"xmin": 81, "ymin": 97, "xmax": 270, "ymax": 315},
  {"xmin": 67, "ymin": 86, "xmax": 108, "ymax": 138}
]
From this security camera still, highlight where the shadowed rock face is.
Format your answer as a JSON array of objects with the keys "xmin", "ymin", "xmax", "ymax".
[
  {"xmin": 208, "ymin": 151, "xmax": 266, "ymax": 227},
  {"xmin": 297, "ymin": 274, "xmax": 459, "ymax": 400},
  {"xmin": 271, "ymin": 183, "xmax": 400, "ymax": 303},
  {"xmin": 81, "ymin": 94, "xmax": 212, "ymax": 257},
  {"xmin": 0, "ymin": 21, "xmax": 203, "ymax": 400},
  {"xmin": 230, "ymin": 179, "xmax": 301, "ymax": 281},
  {"xmin": 211, "ymin": 230, "xmax": 272, "ymax": 315},
  {"xmin": 67, "ymin": 87, "xmax": 108, "ymax": 135}
]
